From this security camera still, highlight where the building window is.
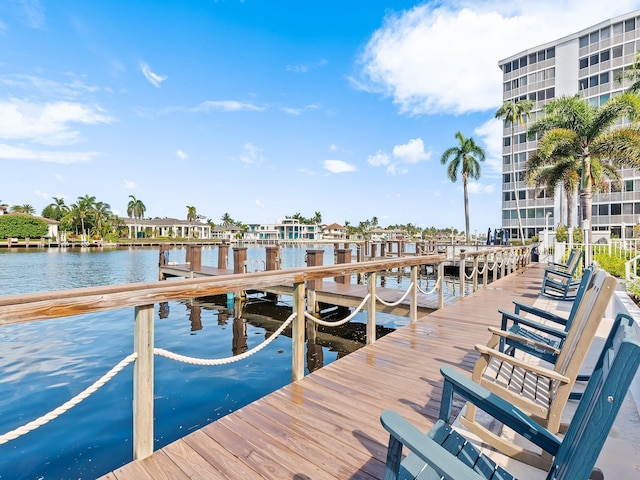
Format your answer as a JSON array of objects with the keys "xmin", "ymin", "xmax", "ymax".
[
  {"xmin": 589, "ymin": 75, "xmax": 599, "ymax": 87},
  {"xmin": 613, "ymin": 22, "xmax": 623, "ymax": 35},
  {"xmin": 538, "ymin": 49, "xmax": 546, "ymax": 61},
  {"xmin": 503, "ymin": 137, "xmax": 511, "ymax": 147},
  {"xmin": 579, "ymin": 78, "xmax": 588, "ymax": 90},
  {"xmin": 503, "ymin": 155, "xmax": 510, "ymax": 165},
  {"xmin": 611, "ymin": 204, "xmax": 622, "ymax": 215},
  {"xmin": 601, "ymin": 26, "xmax": 611, "ymax": 39},
  {"xmin": 600, "ymin": 93, "xmax": 610, "ymax": 105},
  {"xmin": 518, "ymin": 133, "xmax": 527, "ymax": 144},
  {"xmin": 624, "ymin": 42, "xmax": 635, "ymax": 55},
  {"xmin": 579, "ymin": 35, "xmax": 589, "ymax": 48},
  {"xmin": 518, "ymin": 190, "xmax": 526, "ymax": 200},
  {"xmin": 546, "ymin": 87, "xmax": 555, "ymax": 99},
  {"xmin": 579, "ymin": 57, "xmax": 588, "ymax": 69},
  {"xmin": 519, "ymin": 55, "xmax": 527, "ymax": 67},
  {"xmin": 589, "ymin": 53, "xmax": 599, "ymax": 66},
  {"xmin": 529, "ymin": 52, "xmax": 537, "ymax": 65},
  {"xmin": 504, "ymin": 82, "xmax": 511, "ymax": 92},
  {"xmin": 503, "ymin": 173, "xmax": 512, "ymax": 183},
  {"xmin": 503, "ymin": 63, "xmax": 512, "ymax": 74},
  {"xmin": 538, "ymin": 89, "xmax": 546, "ymax": 101},
  {"xmin": 598, "ymin": 204, "xmax": 609, "ymax": 215},
  {"xmin": 625, "ymin": 18, "xmax": 636, "ymax": 32},
  {"xmin": 601, "ymin": 50, "xmax": 610, "ymax": 62},
  {"xmin": 529, "ymin": 92, "xmax": 537, "ymax": 101},
  {"xmin": 613, "ymin": 45, "xmax": 623, "ymax": 58},
  {"xmin": 590, "ymin": 31, "xmax": 600, "ymax": 44},
  {"xmin": 600, "ymin": 72, "xmax": 610, "ymax": 84},
  {"xmin": 624, "ymin": 203, "xmax": 633, "ymax": 214},
  {"xmin": 547, "ymin": 47, "xmax": 555, "ymax": 59},
  {"xmin": 512, "ymin": 59, "xmax": 519, "ymax": 70},
  {"xmin": 626, "ymin": 180, "xmax": 634, "ymax": 191}
]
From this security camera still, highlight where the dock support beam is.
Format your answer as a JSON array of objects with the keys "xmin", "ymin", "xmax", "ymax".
[
  {"xmin": 292, "ymin": 282, "xmax": 305, "ymax": 382},
  {"xmin": 437, "ymin": 262, "xmax": 444, "ymax": 309},
  {"xmin": 133, "ymin": 304, "xmax": 154, "ymax": 461},
  {"xmin": 410, "ymin": 265, "xmax": 418, "ymax": 322},
  {"xmin": 367, "ymin": 272, "xmax": 377, "ymax": 344}
]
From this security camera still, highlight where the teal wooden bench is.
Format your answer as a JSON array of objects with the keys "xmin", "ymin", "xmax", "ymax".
[
  {"xmin": 540, "ymin": 249, "xmax": 583, "ymax": 300},
  {"xmin": 380, "ymin": 312, "xmax": 639, "ymax": 480}
]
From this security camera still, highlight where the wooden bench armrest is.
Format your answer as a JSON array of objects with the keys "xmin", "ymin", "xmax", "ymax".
[
  {"xmin": 510, "ymin": 301, "xmax": 568, "ymax": 325},
  {"xmin": 475, "ymin": 344, "xmax": 570, "ymax": 383},
  {"xmin": 380, "ymin": 411, "xmax": 486, "ymax": 480},
  {"xmin": 499, "ymin": 311, "xmax": 567, "ymax": 337},
  {"xmin": 487, "ymin": 327, "xmax": 561, "ymax": 354},
  {"xmin": 439, "ymin": 366, "xmax": 561, "ymax": 454}
]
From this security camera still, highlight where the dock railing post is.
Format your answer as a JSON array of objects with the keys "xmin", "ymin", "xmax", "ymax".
[
  {"xmin": 133, "ymin": 304, "xmax": 154, "ymax": 461},
  {"xmin": 473, "ymin": 254, "xmax": 479, "ymax": 292},
  {"xmin": 410, "ymin": 265, "xmax": 418, "ymax": 322},
  {"xmin": 367, "ymin": 272, "xmax": 377, "ymax": 344},
  {"xmin": 437, "ymin": 262, "xmax": 444, "ymax": 309},
  {"xmin": 292, "ymin": 282, "xmax": 305, "ymax": 382},
  {"xmin": 459, "ymin": 252, "xmax": 466, "ymax": 298},
  {"xmin": 493, "ymin": 252, "xmax": 499, "ymax": 283},
  {"xmin": 482, "ymin": 253, "xmax": 488, "ymax": 288},
  {"xmin": 500, "ymin": 249, "xmax": 506, "ymax": 278}
]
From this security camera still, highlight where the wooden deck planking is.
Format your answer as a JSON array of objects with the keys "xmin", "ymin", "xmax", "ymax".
[{"xmin": 102, "ymin": 264, "xmax": 544, "ymax": 480}]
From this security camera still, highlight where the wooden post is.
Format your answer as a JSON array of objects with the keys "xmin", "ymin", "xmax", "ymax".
[
  {"xmin": 292, "ymin": 282, "xmax": 305, "ymax": 382},
  {"xmin": 437, "ymin": 262, "xmax": 444, "ymax": 309},
  {"xmin": 305, "ymin": 250, "xmax": 323, "ymax": 314},
  {"xmin": 459, "ymin": 252, "xmax": 466, "ymax": 298},
  {"xmin": 190, "ymin": 245, "xmax": 202, "ymax": 271},
  {"xmin": 185, "ymin": 245, "xmax": 192, "ymax": 266},
  {"xmin": 483, "ymin": 253, "xmax": 489, "ymax": 287},
  {"xmin": 265, "ymin": 246, "xmax": 280, "ymax": 271},
  {"xmin": 500, "ymin": 250, "xmax": 506, "ymax": 278},
  {"xmin": 233, "ymin": 247, "xmax": 247, "ymax": 274},
  {"xmin": 335, "ymin": 248, "xmax": 352, "ymax": 284},
  {"xmin": 371, "ymin": 243, "xmax": 377, "ymax": 259},
  {"xmin": 158, "ymin": 244, "xmax": 169, "ymax": 280},
  {"xmin": 493, "ymin": 252, "xmax": 499, "ymax": 283},
  {"xmin": 367, "ymin": 272, "xmax": 377, "ymax": 344},
  {"xmin": 410, "ymin": 265, "xmax": 418, "ymax": 322},
  {"xmin": 218, "ymin": 243, "xmax": 229, "ymax": 270},
  {"xmin": 380, "ymin": 242, "xmax": 386, "ymax": 258},
  {"xmin": 473, "ymin": 255, "xmax": 479, "ymax": 292},
  {"xmin": 133, "ymin": 304, "xmax": 154, "ymax": 460}
]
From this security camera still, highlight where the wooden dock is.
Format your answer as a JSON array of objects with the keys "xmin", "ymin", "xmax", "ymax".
[
  {"xmin": 161, "ymin": 263, "xmax": 454, "ymax": 315},
  {"xmin": 102, "ymin": 263, "xmax": 545, "ymax": 479}
]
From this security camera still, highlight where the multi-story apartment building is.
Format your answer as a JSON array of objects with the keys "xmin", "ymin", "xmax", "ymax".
[{"xmin": 500, "ymin": 10, "xmax": 640, "ymax": 241}]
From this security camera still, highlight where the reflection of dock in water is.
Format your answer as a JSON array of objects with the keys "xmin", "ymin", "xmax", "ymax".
[{"xmin": 183, "ymin": 295, "xmax": 396, "ymax": 368}]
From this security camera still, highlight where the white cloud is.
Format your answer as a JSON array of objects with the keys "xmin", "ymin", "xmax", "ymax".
[
  {"xmin": 0, "ymin": 98, "xmax": 112, "ymax": 145},
  {"xmin": 280, "ymin": 104, "xmax": 320, "ymax": 116},
  {"xmin": 392, "ymin": 138, "xmax": 430, "ymax": 164},
  {"xmin": 176, "ymin": 149, "xmax": 188, "ymax": 160},
  {"xmin": 474, "ymin": 117, "xmax": 503, "ymax": 175},
  {"xmin": 467, "ymin": 182, "xmax": 496, "ymax": 194},
  {"xmin": 255, "ymin": 199, "xmax": 266, "ymax": 208},
  {"xmin": 238, "ymin": 142, "xmax": 264, "ymax": 165},
  {"xmin": 123, "ymin": 180, "xmax": 138, "ymax": 189},
  {"xmin": 0, "ymin": 74, "xmax": 100, "ymax": 98},
  {"xmin": 323, "ymin": 159, "xmax": 356, "ymax": 173},
  {"xmin": 368, "ymin": 150, "xmax": 390, "ymax": 167},
  {"xmin": 193, "ymin": 100, "xmax": 265, "ymax": 112},
  {"xmin": 140, "ymin": 62, "xmax": 167, "ymax": 88},
  {"xmin": 285, "ymin": 59, "xmax": 328, "ymax": 73},
  {"xmin": 34, "ymin": 189, "xmax": 48, "ymax": 198},
  {"xmin": 0, "ymin": 144, "xmax": 99, "ymax": 163},
  {"xmin": 329, "ymin": 144, "xmax": 338, "ymax": 151},
  {"xmin": 358, "ymin": 0, "xmax": 640, "ymax": 115}
]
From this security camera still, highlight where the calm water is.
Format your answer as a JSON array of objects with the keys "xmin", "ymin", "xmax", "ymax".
[{"xmin": 0, "ymin": 246, "xmax": 409, "ymax": 479}]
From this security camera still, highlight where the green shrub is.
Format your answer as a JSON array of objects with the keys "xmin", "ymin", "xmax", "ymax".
[
  {"xmin": 594, "ymin": 252, "xmax": 626, "ymax": 278},
  {"xmin": 0, "ymin": 215, "xmax": 48, "ymax": 239}
]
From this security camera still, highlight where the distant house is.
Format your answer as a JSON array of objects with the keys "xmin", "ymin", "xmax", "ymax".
[
  {"xmin": 0, "ymin": 211, "xmax": 59, "ymax": 239},
  {"xmin": 322, "ymin": 223, "xmax": 347, "ymax": 240},
  {"xmin": 212, "ymin": 225, "xmax": 244, "ymax": 241},
  {"xmin": 122, "ymin": 217, "xmax": 212, "ymax": 239}
]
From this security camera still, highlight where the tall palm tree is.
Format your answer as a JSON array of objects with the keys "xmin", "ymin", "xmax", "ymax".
[
  {"xmin": 72, "ymin": 195, "xmax": 96, "ymax": 236},
  {"xmin": 186, "ymin": 205, "xmax": 197, "ymax": 239},
  {"xmin": 313, "ymin": 211, "xmax": 322, "ymax": 224},
  {"xmin": 127, "ymin": 195, "xmax": 146, "ymax": 239},
  {"xmin": 528, "ymin": 93, "xmax": 640, "ymax": 244},
  {"xmin": 92, "ymin": 201, "xmax": 112, "ymax": 237},
  {"xmin": 617, "ymin": 51, "xmax": 640, "ymax": 93},
  {"xmin": 42, "ymin": 196, "xmax": 69, "ymax": 221},
  {"xmin": 495, "ymin": 99, "xmax": 535, "ymax": 244},
  {"xmin": 221, "ymin": 212, "xmax": 233, "ymax": 228},
  {"xmin": 440, "ymin": 131, "xmax": 486, "ymax": 242}
]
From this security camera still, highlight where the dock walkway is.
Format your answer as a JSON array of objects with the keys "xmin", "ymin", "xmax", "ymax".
[{"xmin": 101, "ymin": 264, "xmax": 593, "ymax": 479}]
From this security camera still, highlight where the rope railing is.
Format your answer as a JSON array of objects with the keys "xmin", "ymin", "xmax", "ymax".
[
  {"xmin": 417, "ymin": 276, "xmax": 439, "ymax": 295},
  {"xmin": 154, "ymin": 310, "xmax": 297, "ymax": 366},
  {"xmin": 375, "ymin": 282, "xmax": 414, "ymax": 307},
  {"xmin": 0, "ymin": 352, "xmax": 138, "ymax": 445},
  {"xmin": 304, "ymin": 294, "xmax": 371, "ymax": 327}
]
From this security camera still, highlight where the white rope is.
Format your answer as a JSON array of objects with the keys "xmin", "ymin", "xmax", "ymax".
[
  {"xmin": 463, "ymin": 267, "xmax": 475, "ymax": 280},
  {"xmin": 376, "ymin": 282, "xmax": 414, "ymax": 306},
  {"xmin": 155, "ymin": 311, "xmax": 297, "ymax": 366},
  {"xmin": 417, "ymin": 277, "xmax": 439, "ymax": 295},
  {"xmin": 305, "ymin": 294, "xmax": 371, "ymax": 327},
  {"xmin": 0, "ymin": 353, "xmax": 137, "ymax": 445},
  {"xmin": 476, "ymin": 258, "xmax": 488, "ymax": 276}
]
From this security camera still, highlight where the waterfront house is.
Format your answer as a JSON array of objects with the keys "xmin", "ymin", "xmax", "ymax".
[
  {"xmin": 122, "ymin": 217, "xmax": 212, "ymax": 239},
  {"xmin": 322, "ymin": 223, "xmax": 348, "ymax": 240}
]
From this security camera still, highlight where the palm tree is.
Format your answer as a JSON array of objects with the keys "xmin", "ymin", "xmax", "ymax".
[
  {"xmin": 10, "ymin": 204, "xmax": 35, "ymax": 215},
  {"xmin": 313, "ymin": 211, "xmax": 322, "ymax": 224},
  {"xmin": 127, "ymin": 195, "xmax": 146, "ymax": 239},
  {"xmin": 495, "ymin": 99, "xmax": 534, "ymax": 244},
  {"xmin": 92, "ymin": 201, "xmax": 112, "ymax": 237},
  {"xmin": 186, "ymin": 205, "xmax": 197, "ymax": 239},
  {"xmin": 42, "ymin": 196, "xmax": 69, "ymax": 221},
  {"xmin": 221, "ymin": 212, "xmax": 233, "ymax": 228},
  {"xmin": 73, "ymin": 195, "xmax": 96, "ymax": 237},
  {"xmin": 617, "ymin": 51, "xmax": 640, "ymax": 93},
  {"xmin": 440, "ymin": 131, "xmax": 486, "ymax": 242},
  {"xmin": 528, "ymin": 93, "xmax": 640, "ymax": 244}
]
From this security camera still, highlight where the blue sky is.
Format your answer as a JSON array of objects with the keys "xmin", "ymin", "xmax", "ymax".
[{"xmin": 2, "ymin": 0, "xmax": 640, "ymax": 233}]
